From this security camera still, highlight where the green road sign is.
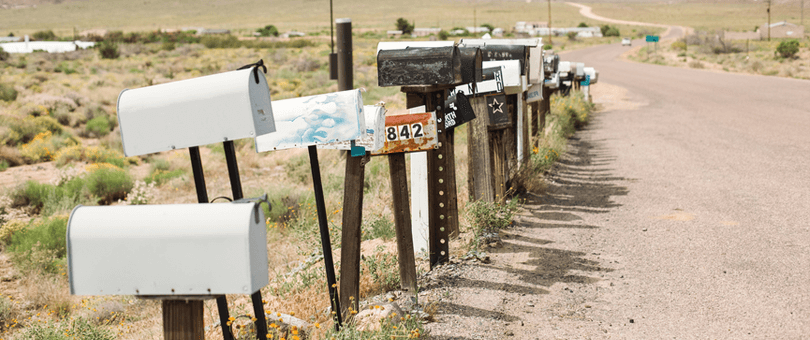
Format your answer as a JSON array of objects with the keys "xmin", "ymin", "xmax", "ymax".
[{"xmin": 646, "ymin": 35, "xmax": 660, "ymax": 42}]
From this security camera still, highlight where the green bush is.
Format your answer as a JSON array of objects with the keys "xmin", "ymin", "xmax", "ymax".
[
  {"xmin": 601, "ymin": 25, "xmax": 620, "ymax": 37},
  {"xmin": 0, "ymin": 46, "xmax": 9, "ymax": 62},
  {"xmin": 13, "ymin": 317, "xmax": 114, "ymax": 340},
  {"xmin": 578, "ymin": 22, "xmax": 589, "ymax": 28},
  {"xmin": 258, "ymin": 24, "xmax": 279, "ymax": 37},
  {"xmin": 54, "ymin": 61, "xmax": 76, "ymax": 74},
  {"xmin": 8, "ymin": 216, "xmax": 69, "ymax": 274},
  {"xmin": 465, "ymin": 199, "xmax": 519, "ymax": 249},
  {"xmin": 438, "ymin": 30, "xmax": 449, "ymax": 41},
  {"xmin": 19, "ymin": 130, "xmax": 79, "ymax": 163},
  {"xmin": 84, "ymin": 115, "xmax": 111, "ymax": 137},
  {"xmin": 362, "ymin": 215, "xmax": 395, "ymax": 241},
  {"xmin": 0, "ymin": 83, "xmax": 16, "ymax": 102},
  {"xmin": 54, "ymin": 145, "xmax": 127, "ymax": 168},
  {"xmin": 32, "ymin": 30, "xmax": 57, "ymax": 41},
  {"xmin": 671, "ymin": 40, "xmax": 687, "ymax": 51},
  {"xmin": 98, "ymin": 40, "xmax": 119, "ymax": 59},
  {"xmin": 85, "ymin": 167, "xmax": 133, "ymax": 205},
  {"xmin": 776, "ymin": 39, "xmax": 800, "ymax": 58},
  {"xmin": 143, "ymin": 160, "xmax": 185, "ymax": 185},
  {"xmin": 160, "ymin": 40, "xmax": 176, "ymax": 51},
  {"xmin": 395, "ymin": 18, "xmax": 414, "ymax": 35},
  {"xmin": 2, "ymin": 116, "xmax": 64, "ymax": 146},
  {"xmin": 9, "ymin": 178, "xmax": 88, "ymax": 215},
  {"xmin": 481, "ymin": 23, "xmax": 495, "ymax": 33}
]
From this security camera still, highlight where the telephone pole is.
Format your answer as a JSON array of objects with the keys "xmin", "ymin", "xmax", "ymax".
[
  {"xmin": 767, "ymin": 0, "xmax": 771, "ymax": 41},
  {"xmin": 547, "ymin": 0, "xmax": 553, "ymax": 45}
]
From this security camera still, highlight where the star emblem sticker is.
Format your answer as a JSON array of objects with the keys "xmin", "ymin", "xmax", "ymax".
[{"xmin": 488, "ymin": 97, "xmax": 504, "ymax": 114}]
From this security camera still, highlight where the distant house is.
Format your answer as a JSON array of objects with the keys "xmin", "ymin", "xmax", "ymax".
[
  {"xmin": 0, "ymin": 37, "xmax": 20, "ymax": 43},
  {"xmin": 466, "ymin": 27, "xmax": 491, "ymax": 34},
  {"xmin": 0, "ymin": 35, "xmax": 94, "ymax": 53},
  {"xmin": 759, "ymin": 21, "xmax": 805, "ymax": 39},
  {"xmin": 198, "ymin": 29, "xmax": 231, "ymax": 35},
  {"xmin": 534, "ymin": 27, "xmax": 602, "ymax": 38},
  {"xmin": 514, "ymin": 21, "xmax": 548, "ymax": 36},
  {"xmin": 280, "ymin": 31, "xmax": 305, "ymax": 38},
  {"xmin": 412, "ymin": 28, "xmax": 441, "ymax": 37}
]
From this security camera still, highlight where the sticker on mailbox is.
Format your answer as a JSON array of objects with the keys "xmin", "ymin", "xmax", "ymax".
[
  {"xmin": 443, "ymin": 90, "xmax": 476, "ymax": 130},
  {"xmin": 372, "ymin": 109, "xmax": 437, "ymax": 155}
]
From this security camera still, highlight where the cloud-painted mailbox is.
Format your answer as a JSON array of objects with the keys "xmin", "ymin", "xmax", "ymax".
[
  {"xmin": 117, "ymin": 68, "xmax": 275, "ymax": 157},
  {"xmin": 68, "ymin": 203, "xmax": 268, "ymax": 296},
  {"xmin": 319, "ymin": 104, "xmax": 386, "ymax": 153},
  {"xmin": 377, "ymin": 46, "xmax": 463, "ymax": 87},
  {"xmin": 254, "ymin": 89, "xmax": 365, "ymax": 152}
]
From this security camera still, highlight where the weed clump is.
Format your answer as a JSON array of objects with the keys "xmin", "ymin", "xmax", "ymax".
[
  {"xmin": 98, "ymin": 40, "xmax": 119, "ymax": 59},
  {"xmin": 776, "ymin": 39, "xmax": 800, "ymax": 58},
  {"xmin": 13, "ymin": 317, "xmax": 114, "ymax": 340},
  {"xmin": 465, "ymin": 199, "xmax": 519, "ymax": 249},
  {"xmin": 0, "ymin": 82, "xmax": 17, "ymax": 102}
]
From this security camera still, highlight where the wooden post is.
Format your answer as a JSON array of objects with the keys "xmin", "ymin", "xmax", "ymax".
[
  {"xmin": 340, "ymin": 153, "xmax": 367, "ymax": 317},
  {"xmin": 388, "ymin": 153, "xmax": 417, "ymax": 291},
  {"xmin": 467, "ymin": 97, "xmax": 495, "ymax": 202},
  {"xmin": 163, "ymin": 300, "xmax": 204, "ymax": 340}
]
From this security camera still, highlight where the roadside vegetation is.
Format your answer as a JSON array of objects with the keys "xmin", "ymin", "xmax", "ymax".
[{"xmin": 630, "ymin": 31, "xmax": 810, "ymax": 80}]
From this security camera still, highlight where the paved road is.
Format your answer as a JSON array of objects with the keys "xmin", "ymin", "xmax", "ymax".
[{"xmin": 556, "ymin": 25, "xmax": 810, "ymax": 339}]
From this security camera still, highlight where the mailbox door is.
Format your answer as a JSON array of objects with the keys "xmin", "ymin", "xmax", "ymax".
[
  {"xmin": 526, "ymin": 84, "xmax": 543, "ymax": 103},
  {"xmin": 486, "ymin": 94, "xmax": 510, "ymax": 128},
  {"xmin": 372, "ymin": 109, "xmax": 438, "ymax": 155},
  {"xmin": 443, "ymin": 91, "xmax": 476, "ymax": 130},
  {"xmin": 377, "ymin": 46, "xmax": 462, "ymax": 87},
  {"xmin": 455, "ymin": 66, "xmax": 504, "ymax": 97},
  {"xmin": 478, "ymin": 45, "xmax": 527, "ymax": 74},
  {"xmin": 458, "ymin": 47, "xmax": 483, "ymax": 84},
  {"xmin": 483, "ymin": 60, "xmax": 522, "ymax": 94}
]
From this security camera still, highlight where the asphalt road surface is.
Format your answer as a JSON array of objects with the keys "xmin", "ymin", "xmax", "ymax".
[{"xmin": 555, "ymin": 27, "xmax": 810, "ymax": 338}]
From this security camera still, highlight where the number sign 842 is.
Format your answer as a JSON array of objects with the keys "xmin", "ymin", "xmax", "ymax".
[{"xmin": 386, "ymin": 123, "xmax": 424, "ymax": 141}]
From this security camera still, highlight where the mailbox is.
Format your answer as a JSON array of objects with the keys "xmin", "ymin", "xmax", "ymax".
[
  {"xmin": 458, "ymin": 47, "xmax": 483, "ymax": 84},
  {"xmin": 319, "ymin": 104, "xmax": 386, "ymax": 153},
  {"xmin": 483, "ymin": 60, "xmax": 522, "ymax": 94},
  {"xmin": 371, "ymin": 108, "xmax": 438, "ymax": 155},
  {"xmin": 486, "ymin": 94, "xmax": 510, "ymax": 128},
  {"xmin": 254, "ymin": 89, "xmax": 365, "ymax": 152},
  {"xmin": 375, "ymin": 41, "xmax": 454, "ymax": 55},
  {"xmin": 443, "ymin": 90, "xmax": 476, "ymax": 130},
  {"xmin": 543, "ymin": 53, "xmax": 559, "ymax": 78},
  {"xmin": 544, "ymin": 72, "xmax": 560, "ymax": 89},
  {"xmin": 68, "ymin": 203, "xmax": 268, "ymax": 296},
  {"xmin": 459, "ymin": 38, "xmax": 544, "ymax": 84},
  {"xmin": 117, "ymin": 68, "xmax": 275, "ymax": 157},
  {"xmin": 575, "ymin": 63, "xmax": 585, "ymax": 80},
  {"xmin": 558, "ymin": 61, "xmax": 572, "ymax": 80},
  {"xmin": 455, "ymin": 66, "xmax": 504, "ymax": 97},
  {"xmin": 584, "ymin": 67, "xmax": 599, "ymax": 85},
  {"xmin": 526, "ymin": 83, "xmax": 543, "ymax": 103},
  {"xmin": 377, "ymin": 46, "xmax": 462, "ymax": 87}
]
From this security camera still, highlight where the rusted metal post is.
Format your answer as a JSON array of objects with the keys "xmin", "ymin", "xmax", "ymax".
[{"xmin": 163, "ymin": 300, "xmax": 204, "ymax": 340}]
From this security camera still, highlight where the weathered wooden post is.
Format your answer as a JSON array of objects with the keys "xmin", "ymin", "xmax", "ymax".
[
  {"xmin": 377, "ymin": 44, "xmax": 479, "ymax": 268},
  {"xmin": 116, "ymin": 66, "xmax": 276, "ymax": 340}
]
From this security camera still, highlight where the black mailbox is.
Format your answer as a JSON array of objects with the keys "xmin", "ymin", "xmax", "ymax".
[
  {"xmin": 377, "ymin": 46, "xmax": 462, "ymax": 87},
  {"xmin": 486, "ymin": 94, "xmax": 510, "ymax": 128},
  {"xmin": 478, "ymin": 45, "xmax": 527, "ymax": 75},
  {"xmin": 458, "ymin": 47, "xmax": 483, "ymax": 84},
  {"xmin": 443, "ymin": 90, "xmax": 475, "ymax": 130},
  {"xmin": 544, "ymin": 53, "xmax": 559, "ymax": 79}
]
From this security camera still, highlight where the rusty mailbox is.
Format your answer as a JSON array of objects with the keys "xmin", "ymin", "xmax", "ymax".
[
  {"xmin": 377, "ymin": 46, "xmax": 463, "ymax": 87},
  {"xmin": 371, "ymin": 108, "xmax": 438, "ymax": 155}
]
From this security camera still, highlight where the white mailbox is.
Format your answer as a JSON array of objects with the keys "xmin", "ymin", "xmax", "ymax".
[
  {"xmin": 255, "ymin": 89, "xmax": 365, "ymax": 152},
  {"xmin": 545, "ymin": 72, "xmax": 560, "ymax": 90},
  {"xmin": 68, "ymin": 203, "xmax": 269, "ymax": 296},
  {"xmin": 558, "ymin": 61, "xmax": 572, "ymax": 79},
  {"xmin": 575, "ymin": 63, "xmax": 585, "ymax": 80},
  {"xmin": 584, "ymin": 67, "xmax": 599, "ymax": 85},
  {"xmin": 482, "ymin": 60, "xmax": 522, "ymax": 94},
  {"xmin": 459, "ymin": 38, "xmax": 544, "ymax": 84},
  {"xmin": 117, "ymin": 68, "xmax": 275, "ymax": 157}
]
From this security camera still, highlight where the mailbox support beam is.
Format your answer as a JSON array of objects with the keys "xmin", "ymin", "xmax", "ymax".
[
  {"xmin": 163, "ymin": 300, "xmax": 204, "ymax": 340},
  {"xmin": 223, "ymin": 141, "xmax": 269, "ymax": 340},
  {"xmin": 388, "ymin": 153, "xmax": 417, "ymax": 291},
  {"xmin": 188, "ymin": 146, "xmax": 233, "ymax": 340},
  {"xmin": 403, "ymin": 87, "xmax": 458, "ymax": 268}
]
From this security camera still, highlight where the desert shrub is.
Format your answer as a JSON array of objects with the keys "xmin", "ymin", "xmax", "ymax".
[
  {"xmin": 362, "ymin": 215, "xmax": 395, "ymax": 241},
  {"xmin": 84, "ymin": 115, "xmax": 111, "ymax": 137},
  {"xmin": 53, "ymin": 61, "xmax": 76, "ymax": 74},
  {"xmin": 567, "ymin": 31, "xmax": 578, "ymax": 41},
  {"xmin": 32, "ymin": 30, "xmax": 57, "ymax": 41},
  {"xmin": 438, "ymin": 30, "xmax": 449, "ymax": 41},
  {"xmin": 2, "ymin": 116, "xmax": 64, "ymax": 146},
  {"xmin": 395, "ymin": 18, "xmax": 414, "ymax": 35},
  {"xmin": 201, "ymin": 35, "xmax": 242, "ymax": 48},
  {"xmin": 13, "ymin": 317, "xmax": 114, "ymax": 340},
  {"xmin": 688, "ymin": 60, "xmax": 704, "ymax": 69},
  {"xmin": 85, "ymin": 165, "xmax": 133, "ymax": 204},
  {"xmin": 19, "ymin": 130, "xmax": 79, "ymax": 163},
  {"xmin": 8, "ymin": 216, "xmax": 69, "ymax": 274},
  {"xmin": 0, "ymin": 46, "xmax": 9, "ymax": 61},
  {"xmin": 98, "ymin": 40, "xmax": 119, "ymax": 59},
  {"xmin": 161, "ymin": 40, "xmax": 176, "ymax": 51},
  {"xmin": 0, "ymin": 295, "xmax": 18, "ymax": 330},
  {"xmin": 9, "ymin": 178, "xmax": 88, "ymax": 215},
  {"xmin": 0, "ymin": 219, "xmax": 28, "ymax": 245},
  {"xmin": 361, "ymin": 246, "xmax": 400, "ymax": 292},
  {"xmin": 671, "ymin": 40, "xmax": 687, "ymax": 51},
  {"xmin": 122, "ymin": 180, "xmax": 156, "ymax": 205},
  {"xmin": 578, "ymin": 22, "xmax": 589, "ymax": 28},
  {"xmin": 143, "ymin": 159, "xmax": 185, "ymax": 185},
  {"xmin": 601, "ymin": 25, "xmax": 620, "ymax": 37},
  {"xmin": 0, "ymin": 83, "xmax": 16, "ymax": 102},
  {"xmin": 481, "ymin": 23, "xmax": 494, "ymax": 33},
  {"xmin": 0, "ymin": 160, "xmax": 8, "ymax": 171},
  {"xmin": 776, "ymin": 39, "xmax": 800, "ymax": 58},
  {"xmin": 750, "ymin": 60, "xmax": 764, "ymax": 73},
  {"xmin": 258, "ymin": 24, "xmax": 279, "ymax": 37},
  {"xmin": 54, "ymin": 145, "xmax": 127, "ymax": 167},
  {"xmin": 465, "ymin": 199, "xmax": 519, "ymax": 249}
]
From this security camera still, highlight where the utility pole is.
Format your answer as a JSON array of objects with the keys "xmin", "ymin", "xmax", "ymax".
[
  {"xmin": 767, "ymin": 0, "xmax": 771, "ymax": 41},
  {"xmin": 547, "ymin": 0, "xmax": 553, "ymax": 45}
]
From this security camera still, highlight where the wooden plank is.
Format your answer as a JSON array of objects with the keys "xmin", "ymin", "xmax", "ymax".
[
  {"xmin": 443, "ymin": 129, "xmax": 460, "ymax": 237},
  {"xmin": 491, "ymin": 130, "xmax": 508, "ymax": 203},
  {"xmin": 503, "ymin": 95, "xmax": 519, "ymax": 181},
  {"xmin": 339, "ymin": 153, "xmax": 368, "ymax": 318},
  {"xmin": 388, "ymin": 153, "xmax": 417, "ymax": 291},
  {"xmin": 520, "ymin": 93, "xmax": 531, "ymax": 167},
  {"xmin": 530, "ymin": 101, "xmax": 540, "ymax": 138},
  {"xmin": 163, "ymin": 300, "xmax": 204, "ymax": 340},
  {"xmin": 467, "ymin": 96, "xmax": 495, "ymax": 203}
]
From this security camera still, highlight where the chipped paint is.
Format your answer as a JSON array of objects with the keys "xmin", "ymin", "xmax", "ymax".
[{"xmin": 372, "ymin": 110, "xmax": 438, "ymax": 155}]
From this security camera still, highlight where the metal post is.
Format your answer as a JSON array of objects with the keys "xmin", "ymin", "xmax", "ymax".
[
  {"xmin": 222, "ymin": 141, "xmax": 268, "ymax": 340},
  {"xmin": 336, "ymin": 18, "xmax": 353, "ymax": 90},
  {"xmin": 188, "ymin": 146, "xmax": 233, "ymax": 340},
  {"xmin": 308, "ymin": 145, "xmax": 343, "ymax": 329}
]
